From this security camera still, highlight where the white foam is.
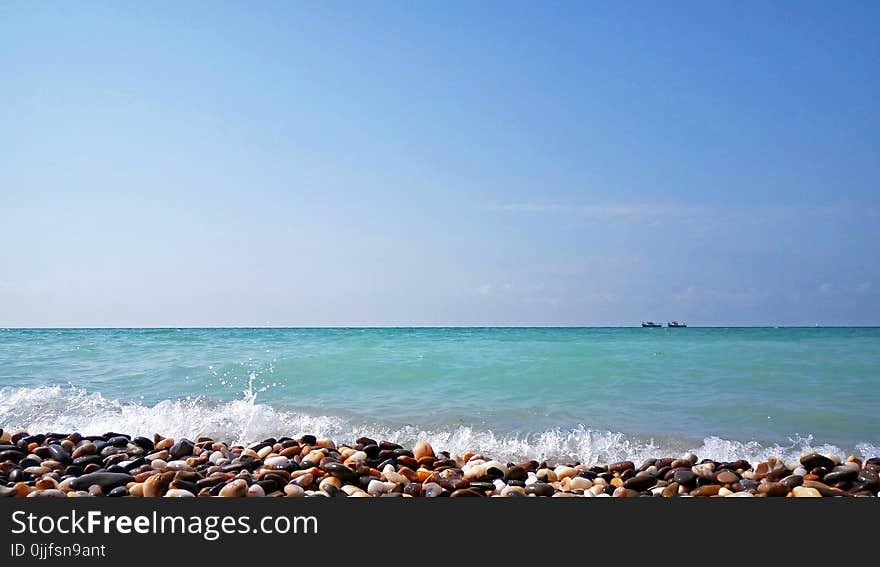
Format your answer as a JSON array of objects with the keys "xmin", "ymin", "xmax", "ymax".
[{"xmin": 1, "ymin": 386, "xmax": 877, "ymax": 465}]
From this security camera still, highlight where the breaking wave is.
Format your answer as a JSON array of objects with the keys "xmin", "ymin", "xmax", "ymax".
[{"xmin": 1, "ymin": 385, "xmax": 877, "ymax": 465}]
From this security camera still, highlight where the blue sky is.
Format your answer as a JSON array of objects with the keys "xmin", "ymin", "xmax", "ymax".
[{"xmin": 1, "ymin": 1, "xmax": 878, "ymax": 326}]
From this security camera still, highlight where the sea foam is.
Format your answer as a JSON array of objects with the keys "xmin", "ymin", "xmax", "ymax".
[{"xmin": 1, "ymin": 385, "xmax": 877, "ymax": 465}]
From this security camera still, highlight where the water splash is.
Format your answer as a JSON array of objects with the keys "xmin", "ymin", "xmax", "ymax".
[{"xmin": 0, "ymin": 385, "xmax": 877, "ymax": 465}]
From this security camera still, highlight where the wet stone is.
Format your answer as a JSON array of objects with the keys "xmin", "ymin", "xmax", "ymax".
[
  {"xmin": 624, "ymin": 475, "xmax": 657, "ymax": 492},
  {"xmin": 673, "ymin": 469, "xmax": 697, "ymax": 486},
  {"xmin": 689, "ymin": 485, "xmax": 721, "ymax": 497},
  {"xmin": 800, "ymin": 453, "xmax": 835, "ymax": 471},
  {"xmin": 450, "ymin": 488, "xmax": 482, "ymax": 497},
  {"xmin": 856, "ymin": 469, "xmax": 879, "ymax": 489},
  {"xmin": 823, "ymin": 467, "xmax": 858, "ymax": 485},
  {"xmin": 758, "ymin": 482, "xmax": 790, "ymax": 497},
  {"xmin": 70, "ymin": 472, "xmax": 134, "ymax": 492},
  {"xmin": 169, "ymin": 439, "xmax": 195, "ymax": 460},
  {"xmin": 524, "ymin": 483, "xmax": 555, "ymax": 497},
  {"xmin": 608, "ymin": 461, "xmax": 635, "ymax": 473},
  {"xmin": 780, "ymin": 475, "xmax": 804, "ymax": 489},
  {"xmin": 716, "ymin": 470, "xmax": 739, "ymax": 484}
]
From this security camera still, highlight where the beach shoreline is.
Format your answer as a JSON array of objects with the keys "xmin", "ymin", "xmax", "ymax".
[{"xmin": 2, "ymin": 429, "xmax": 877, "ymax": 498}]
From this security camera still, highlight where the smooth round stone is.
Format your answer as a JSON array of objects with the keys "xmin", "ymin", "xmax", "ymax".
[
  {"xmin": 71, "ymin": 443, "xmax": 97, "ymax": 459},
  {"xmin": 524, "ymin": 483, "xmax": 555, "ymax": 497},
  {"xmin": 554, "ymin": 466, "xmax": 577, "ymax": 480},
  {"xmin": 165, "ymin": 460, "xmax": 194, "ymax": 471},
  {"xmin": 661, "ymin": 482, "xmax": 679, "ymax": 497},
  {"xmin": 422, "ymin": 482, "xmax": 443, "ymax": 498},
  {"xmin": 219, "ymin": 479, "xmax": 248, "ymax": 497},
  {"xmin": 689, "ymin": 485, "xmax": 722, "ymax": 497},
  {"xmin": 246, "ymin": 484, "xmax": 265, "ymax": 497},
  {"xmin": 792, "ymin": 486, "xmax": 822, "ymax": 497},
  {"xmin": 725, "ymin": 491, "xmax": 754, "ymax": 497},
  {"xmin": 27, "ymin": 489, "xmax": 67, "ymax": 498},
  {"xmin": 108, "ymin": 486, "xmax": 128, "ymax": 497},
  {"xmin": 856, "ymin": 469, "xmax": 879, "ymax": 488},
  {"xmin": 780, "ymin": 475, "xmax": 804, "ymax": 489},
  {"xmin": 611, "ymin": 487, "xmax": 640, "ymax": 498},
  {"xmin": 69, "ymin": 472, "xmax": 134, "ymax": 492},
  {"xmin": 343, "ymin": 451, "xmax": 367, "ymax": 465},
  {"xmin": 800, "ymin": 453, "xmax": 835, "ymax": 471},
  {"xmin": 132, "ymin": 437, "xmax": 154, "ymax": 452},
  {"xmin": 505, "ymin": 466, "xmax": 528, "ymax": 482},
  {"xmin": 803, "ymin": 480, "xmax": 848, "ymax": 497},
  {"xmin": 692, "ymin": 463, "xmax": 716, "ymax": 481},
  {"xmin": 608, "ymin": 461, "xmax": 635, "ymax": 473},
  {"xmin": 569, "ymin": 476, "xmax": 592, "ymax": 491},
  {"xmin": 323, "ymin": 462, "xmax": 358, "ymax": 482},
  {"xmin": 292, "ymin": 474, "xmax": 314, "ymax": 488},
  {"xmin": 450, "ymin": 488, "xmax": 482, "ymax": 497},
  {"xmin": 209, "ymin": 451, "xmax": 226, "ymax": 465},
  {"xmin": 413, "ymin": 440, "xmax": 435, "ymax": 461},
  {"xmin": 501, "ymin": 485, "xmax": 525, "ymax": 497},
  {"xmin": 257, "ymin": 446, "xmax": 273, "ymax": 459},
  {"xmin": 319, "ymin": 476, "xmax": 342, "ymax": 493},
  {"xmin": 824, "ymin": 467, "xmax": 858, "ymax": 485},
  {"xmin": 757, "ymin": 482, "xmax": 790, "ymax": 497},
  {"xmin": 383, "ymin": 469, "xmax": 407, "ymax": 485},
  {"xmin": 673, "ymin": 469, "xmax": 697, "ymax": 486},
  {"xmin": 716, "ymin": 470, "xmax": 739, "ymax": 484},
  {"xmin": 143, "ymin": 471, "xmax": 175, "ymax": 497},
  {"xmin": 367, "ymin": 479, "xmax": 387, "ymax": 496},
  {"xmin": 718, "ymin": 487, "xmax": 733, "ymax": 496},
  {"xmin": 282, "ymin": 483, "xmax": 304, "ymax": 497},
  {"xmin": 263, "ymin": 456, "xmax": 290, "ymax": 469},
  {"xmin": 164, "ymin": 489, "xmax": 195, "ymax": 497},
  {"xmin": 624, "ymin": 474, "xmax": 656, "ymax": 492}
]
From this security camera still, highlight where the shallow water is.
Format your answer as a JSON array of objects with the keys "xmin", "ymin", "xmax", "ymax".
[{"xmin": 0, "ymin": 327, "xmax": 877, "ymax": 463}]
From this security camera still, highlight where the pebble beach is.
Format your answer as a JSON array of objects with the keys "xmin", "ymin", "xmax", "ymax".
[{"xmin": 2, "ymin": 429, "xmax": 878, "ymax": 498}]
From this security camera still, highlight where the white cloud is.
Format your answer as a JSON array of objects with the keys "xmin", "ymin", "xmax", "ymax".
[
  {"xmin": 851, "ymin": 282, "xmax": 872, "ymax": 293},
  {"xmin": 487, "ymin": 202, "xmax": 700, "ymax": 219}
]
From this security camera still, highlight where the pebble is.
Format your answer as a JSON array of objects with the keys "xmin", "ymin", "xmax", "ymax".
[
  {"xmin": 792, "ymin": 486, "xmax": 821, "ymax": 497},
  {"xmin": 69, "ymin": 472, "xmax": 134, "ymax": 492},
  {"xmin": 623, "ymin": 474, "xmax": 656, "ymax": 492},
  {"xmin": 413, "ymin": 440, "xmax": 435, "ymax": 461},
  {"xmin": 2, "ymin": 430, "xmax": 876, "ymax": 500},
  {"xmin": 800, "ymin": 452, "xmax": 835, "ymax": 471},
  {"xmin": 757, "ymin": 482, "xmax": 790, "ymax": 497},
  {"xmin": 367, "ymin": 479, "xmax": 388, "ymax": 496},
  {"xmin": 219, "ymin": 479, "xmax": 248, "ymax": 497},
  {"xmin": 716, "ymin": 470, "xmax": 739, "ymax": 484},
  {"xmin": 673, "ymin": 469, "xmax": 697, "ymax": 485}
]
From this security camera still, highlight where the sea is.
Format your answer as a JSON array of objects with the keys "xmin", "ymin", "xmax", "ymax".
[{"xmin": 1, "ymin": 327, "xmax": 877, "ymax": 464}]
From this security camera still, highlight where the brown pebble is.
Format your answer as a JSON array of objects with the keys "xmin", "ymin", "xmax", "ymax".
[
  {"xmin": 690, "ymin": 485, "xmax": 722, "ymax": 497},
  {"xmin": 757, "ymin": 482, "xmax": 790, "ymax": 497},
  {"xmin": 716, "ymin": 470, "xmax": 739, "ymax": 484}
]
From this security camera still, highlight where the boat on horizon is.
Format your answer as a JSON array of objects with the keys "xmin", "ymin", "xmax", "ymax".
[
  {"xmin": 641, "ymin": 321, "xmax": 662, "ymax": 328},
  {"xmin": 667, "ymin": 321, "xmax": 687, "ymax": 328}
]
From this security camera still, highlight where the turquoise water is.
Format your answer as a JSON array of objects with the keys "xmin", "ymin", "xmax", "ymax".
[{"xmin": 0, "ymin": 327, "xmax": 877, "ymax": 463}]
